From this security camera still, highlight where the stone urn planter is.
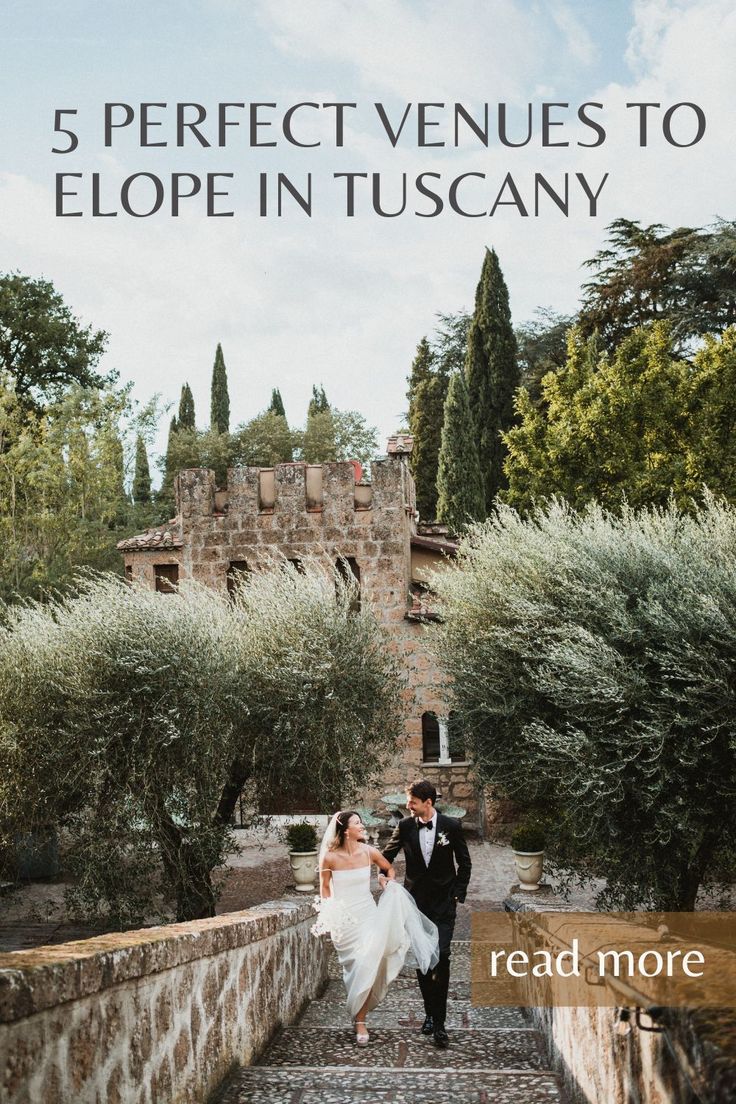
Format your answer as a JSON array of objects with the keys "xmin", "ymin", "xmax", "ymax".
[
  {"xmin": 286, "ymin": 822, "xmax": 319, "ymax": 893},
  {"xmin": 511, "ymin": 824, "xmax": 545, "ymax": 891}
]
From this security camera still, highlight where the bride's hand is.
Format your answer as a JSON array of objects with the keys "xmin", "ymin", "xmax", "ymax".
[{"xmin": 378, "ymin": 873, "xmax": 388, "ymax": 890}]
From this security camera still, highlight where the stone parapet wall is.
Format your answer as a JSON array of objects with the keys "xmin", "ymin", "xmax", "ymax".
[
  {"xmin": 504, "ymin": 893, "xmax": 726, "ymax": 1104},
  {"xmin": 0, "ymin": 900, "xmax": 328, "ymax": 1104}
]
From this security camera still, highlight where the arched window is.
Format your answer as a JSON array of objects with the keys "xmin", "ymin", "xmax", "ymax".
[
  {"xmin": 335, "ymin": 556, "xmax": 361, "ymax": 612},
  {"xmin": 422, "ymin": 711, "xmax": 440, "ymax": 763}
]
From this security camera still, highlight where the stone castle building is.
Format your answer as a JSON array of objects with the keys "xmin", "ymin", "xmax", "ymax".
[{"xmin": 118, "ymin": 437, "xmax": 484, "ymax": 830}]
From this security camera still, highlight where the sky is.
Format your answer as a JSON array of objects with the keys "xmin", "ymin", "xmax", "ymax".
[{"xmin": 1, "ymin": 0, "xmax": 734, "ymax": 472}]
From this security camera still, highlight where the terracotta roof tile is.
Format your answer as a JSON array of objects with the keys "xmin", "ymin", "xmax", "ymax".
[
  {"xmin": 116, "ymin": 525, "xmax": 183, "ymax": 552},
  {"xmin": 411, "ymin": 534, "xmax": 458, "ymax": 554}
]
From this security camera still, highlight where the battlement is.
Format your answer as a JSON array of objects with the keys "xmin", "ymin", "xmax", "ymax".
[{"xmin": 175, "ymin": 457, "xmax": 414, "ymax": 520}]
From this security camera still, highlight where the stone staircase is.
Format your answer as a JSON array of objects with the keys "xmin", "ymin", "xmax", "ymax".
[{"xmin": 219, "ymin": 940, "xmax": 566, "ymax": 1103}]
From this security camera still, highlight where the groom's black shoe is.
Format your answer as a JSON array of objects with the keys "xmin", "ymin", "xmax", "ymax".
[
  {"xmin": 433, "ymin": 1024, "xmax": 449, "ymax": 1048},
  {"xmin": 420, "ymin": 1015, "xmax": 434, "ymax": 1035}
]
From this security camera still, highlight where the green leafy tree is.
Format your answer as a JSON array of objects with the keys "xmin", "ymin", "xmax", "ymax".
[
  {"xmin": 308, "ymin": 384, "xmax": 329, "ymax": 416},
  {"xmin": 407, "ymin": 343, "xmax": 450, "ymax": 521},
  {"xmin": 178, "ymin": 382, "xmax": 195, "ymax": 430},
  {"xmin": 503, "ymin": 324, "xmax": 693, "ymax": 514},
  {"xmin": 132, "ymin": 434, "xmax": 152, "ymax": 504},
  {"xmin": 433, "ymin": 310, "xmax": 472, "ymax": 373},
  {"xmin": 0, "ymin": 566, "xmax": 402, "ymax": 922},
  {"xmin": 160, "ymin": 425, "xmax": 233, "ymax": 488},
  {"xmin": 230, "ymin": 411, "xmax": 295, "ymax": 466},
  {"xmin": 684, "ymin": 328, "xmax": 736, "ymax": 498},
  {"xmin": 268, "ymin": 388, "xmax": 287, "ymax": 419},
  {"xmin": 97, "ymin": 421, "xmax": 126, "ymax": 517},
  {"xmin": 405, "ymin": 313, "xmax": 470, "ymax": 522},
  {"xmin": 515, "ymin": 307, "xmax": 575, "ymax": 404},
  {"xmin": 431, "ymin": 497, "xmax": 736, "ymax": 910},
  {"xmin": 299, "ymin": 408, "xmax": 377, "ymax": 465},
  {"xmin": 407, "ymin": 338, "xmax": 434, "ymax": 426},
  {"xmin": 158, "ymin": 415, "xmax": 179, "ymax": 510},
  {"xmin": 0, "ymin": 381, "xmax": 162, "ymax": 602},
  {"xmin": 465, "ymin": 248, "xmax": 519, "ymax": 510},
  {"xmin": 436, "ymin": 371, "xmax": 484, "ymax": 534},
  {"xmin": 0, "ymin": 273, "xmax": 110, "ymax": 412},
  {"xmin": 216, "ymin": 560, "xmax": 402, "ymax": 826},
  {"xmin": 579, "ymin": 218, "xmax": 736, "ymax": 353},
  {"xmin": 210, "ymin": 343, "xmax": 230, "ymax": 433}
]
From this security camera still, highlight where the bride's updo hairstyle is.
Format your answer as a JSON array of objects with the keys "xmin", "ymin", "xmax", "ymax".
[{"xmin": 330, "ymin": 809, "xmax": 360, "ymax": 849}]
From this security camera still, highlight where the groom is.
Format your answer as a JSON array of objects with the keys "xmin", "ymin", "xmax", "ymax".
[{"xmin": 381, "ymin": 779, "xmax": 471, "ymax": 1048}]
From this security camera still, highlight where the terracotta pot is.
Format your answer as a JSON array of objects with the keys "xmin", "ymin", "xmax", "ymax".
[
  {"xmin": 513, "ymin": 850, "xmax": 544, "ymax": 891},
  {"xmin": 289, "ymin": 850, "xmax": 318, "ymax": 892}
]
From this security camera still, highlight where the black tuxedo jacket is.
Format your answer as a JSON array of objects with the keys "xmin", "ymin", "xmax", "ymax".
[{"xmin": 382, "ymin": 812, "xmax": 471, "ymax": 913}]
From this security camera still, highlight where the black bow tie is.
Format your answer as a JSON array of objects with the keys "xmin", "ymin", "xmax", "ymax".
[{"xmin": 416, "ymin": 819, "xmax": 433, "ymax": 830}]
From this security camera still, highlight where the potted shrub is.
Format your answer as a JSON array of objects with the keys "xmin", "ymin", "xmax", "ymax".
[
  {"xmin": 511, "ymin": 823, "xmax": 545, "ymax": 891},
  {"xmin": 286, "ymin": 821, "xmax": 319, "ymax": 893}
]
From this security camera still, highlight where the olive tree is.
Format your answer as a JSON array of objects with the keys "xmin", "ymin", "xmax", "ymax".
[
  {"xmin": 0, "ymin": 576, "xmax": 241, "ymax": 923},
  {"xmin": 430, "ymin": 498, "xmax": 736, "ymax": 910},
  {"xmin": 0, "ymin": 564, "xmax": 402, "ymax": 924},
  {"xmin": 218, "ymin": 560, "xmax": 402, "ymax": 824}
]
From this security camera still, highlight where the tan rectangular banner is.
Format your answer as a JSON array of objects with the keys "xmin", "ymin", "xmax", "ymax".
[{"xmin": 471, "ymin": 911, "xmax": 736, "ymax": 1008}]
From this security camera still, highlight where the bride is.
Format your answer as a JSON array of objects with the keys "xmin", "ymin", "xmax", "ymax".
[{"xmin": 312, "ymin": 809, "xmax": 439, "ymax": 1046}]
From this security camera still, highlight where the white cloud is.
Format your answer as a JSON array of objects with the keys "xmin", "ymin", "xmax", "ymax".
[
  {"xmin": 550, "ymin": 4, "xmax": 598, "ymax": 67},
  {"xmin": 2, "ymin": 0, "xmax": 734, "ymax": 478},
  {"xmin": 253, "ymin": 0, "xmax": 549, "ymax": 102}
]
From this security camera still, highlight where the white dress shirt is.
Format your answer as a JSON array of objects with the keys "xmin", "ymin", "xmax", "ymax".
[{"xmin": 418, "ymin": 811, "xmax": 437, "ymax": 866}]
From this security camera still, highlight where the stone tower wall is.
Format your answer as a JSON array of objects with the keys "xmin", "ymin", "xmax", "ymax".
[{"xmin": 122, "ymin": 458, "xmax": 479, "ymax": 830}]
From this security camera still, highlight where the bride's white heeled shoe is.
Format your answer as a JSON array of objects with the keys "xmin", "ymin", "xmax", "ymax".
[{"xmin": 354, "ymin": 1019, "xmax": 369, "ymax": 1046}]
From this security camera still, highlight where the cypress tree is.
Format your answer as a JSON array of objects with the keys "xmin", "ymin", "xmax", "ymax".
[
  {"xmin": 465, "ymin": 248, "xmax": 519, "ymax": 511},
  {"xmin": 436, "ymin": 372, "xmax": 484, "ymax": 536},
  {"xmin": 407, "ymin": 338, "xmax": 434, "ymax": 426},
  {"xmin": 407, "ymin": 339, "xmax": 450, "ymax": 521},
  {"xmin": 158, "ymin": 415, "xmax": 179, "ymax": 506},
  {"xmin": 178, "ymin": 383, "xmax": 195, "ymax": 430},
  {"xmin": 268, "ymin": 388, "xmax": 286, "ymax": 419},
  {"xmin": 210, "ymin": 343, "xmax": 230, "ymax": 433},
  {"xmin": 107, "ymin": 428, "xmax": 126, "ymax": 505},
  {"xmin": 132, "ymin": 434, "xmax": 152, "ymax": 505},
  {"xmin": 308, "ymin": 384, "xmax": 329, "ymax": 416}
]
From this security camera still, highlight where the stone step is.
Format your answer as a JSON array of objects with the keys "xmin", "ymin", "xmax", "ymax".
[
  {"xmin": 300, "ymin": 998, "xmax": 526, "ymax": 1030},
  {"xmin": 218, "ymin": 937, "xmax": 563, "ymax": 1103},
  {"xmin": 256, "ymin": 1026, "xmax": 546, "ymax": 1070},
  {"xmin": 319, "ymin": 976, "xmax": 471, "ymax": 1001},
  {"xmin": 218, "ymin": 1067, "xmax": 565, "ymax": 1103}
]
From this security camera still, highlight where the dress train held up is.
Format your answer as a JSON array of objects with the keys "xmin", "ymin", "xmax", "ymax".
[{"xmin": 312, "ymin": 865, "xmax": 439, "ymax": 1017}]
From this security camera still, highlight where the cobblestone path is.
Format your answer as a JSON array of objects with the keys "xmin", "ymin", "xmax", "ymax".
[{"xmin": 219, "ymin": 939, "xmax": 566, "ymax": 1103}]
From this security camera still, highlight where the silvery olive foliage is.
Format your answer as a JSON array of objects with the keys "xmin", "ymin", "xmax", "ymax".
[
  {"xmin": 228, "ymin": 561, "xmax": 402, "ymax": 814},
  {"xmin": 0, "ymin": 563, "xmax": 401, "ymax": 924},
  {"xmin": 430, "ymin": 497, "xmax": 736, "ymax": 910}
]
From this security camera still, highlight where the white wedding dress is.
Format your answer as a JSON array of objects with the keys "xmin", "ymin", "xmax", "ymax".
[{"xmin": 312, "ymin": 863, "xmax": 439, "ymax": 1017}]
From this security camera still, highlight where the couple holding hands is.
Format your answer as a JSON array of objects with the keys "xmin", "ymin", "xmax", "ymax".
[{"xmin": 312, "ymin": 779, "xmax": 472, "ymax": 1048}]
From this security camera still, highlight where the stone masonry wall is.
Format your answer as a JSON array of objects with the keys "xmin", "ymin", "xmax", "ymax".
[
  {"xmin": 0, "ymin": 899, "xmax": 328, "ymax": 1104},
  {"xmin": 504, "ymin": 893, "xmax": 725, "ymax": 1104}
]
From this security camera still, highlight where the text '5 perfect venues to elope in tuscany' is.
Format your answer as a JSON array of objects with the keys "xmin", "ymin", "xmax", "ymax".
[{"xmin": 50, "ymin": 100, "xmax": 704, "ymax": 218}]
